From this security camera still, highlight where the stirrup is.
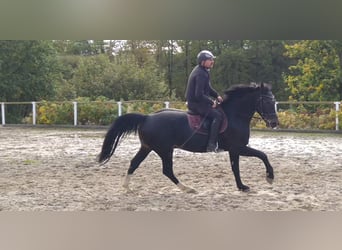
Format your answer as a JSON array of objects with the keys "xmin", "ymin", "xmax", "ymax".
[{"xmin": 206, "ymin": 143, "xmax": 224, "ymax": 153}]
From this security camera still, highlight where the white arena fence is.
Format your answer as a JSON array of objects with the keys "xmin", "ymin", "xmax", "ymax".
[{"xmin": 0, "ymin": 100, "xmax": 341, "ymax": 131}]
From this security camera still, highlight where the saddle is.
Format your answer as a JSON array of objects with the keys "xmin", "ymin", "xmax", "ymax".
[{"xmin": 187, "ymin": 108, "xmax": 228, "ymax": 135}]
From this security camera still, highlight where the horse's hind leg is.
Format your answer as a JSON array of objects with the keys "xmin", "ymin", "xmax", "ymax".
[
  {"xmin": 158, "ymin": 150, "xmax": 197, "ymax": 194},
  {"xmin": 123, "ymin": 146, "xmax": 151, "ymax": 191}
]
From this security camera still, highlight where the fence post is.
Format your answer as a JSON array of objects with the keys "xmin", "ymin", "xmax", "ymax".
[
  {"xmin": 164, "ymin": 101, "xmax": 170, "ymax": 109},
  {"xmin": 32, "ymin": 102, "xmax": 36, "ymax": 125},
  {"xmin": 1, "ymin": 102, "xmax": 5, "ymax": 125},
  {"xmin": 117, "ymin": 101, "xmax": 122, "ymax": 116},
  {"xmin": 73, "ymin": 102, "xmax": 78, "ymax": 126},
  {"xmin": 334, "ymin": 101, "xmax": 340, "ymax": 131},
  {"xmin": 275, "ymin": 102, "xmax": 278, "ymax": 113}
]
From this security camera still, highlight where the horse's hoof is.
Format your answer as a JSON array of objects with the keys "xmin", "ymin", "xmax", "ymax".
[
  {"xmin": 266, "ymin": 173, "xmax": 274, "ymax": 184},
  {"xmin": 187, "ymin": 188, "xmax": 197, "ymax": 194},
  {"xmin": 266, "ymin": 176, "xmax": 274, "ymax": 184},
  {"xmin": 122, "ymin": 185, "xmax": 135, "ymax": 194},
  {"xmin": 183, "ymin": 187, "xmax": 197, "ymax": 194},
  {"xmin": 177, "ymin": 183, "xmax": 197, "ymax": 194},
  {"xmin": 239, "ymin": 185, "xmax": 250, "ymax": 192}
]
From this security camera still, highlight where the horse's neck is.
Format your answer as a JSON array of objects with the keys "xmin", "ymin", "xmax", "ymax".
[{"xmin": 224, "ymin": 96, "xmax": 256, "ymax": 121}]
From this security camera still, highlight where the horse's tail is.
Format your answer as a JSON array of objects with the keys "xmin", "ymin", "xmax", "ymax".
[{"xmin": 98, "ymin": 113, "xmax": 147, "ymax": 165}]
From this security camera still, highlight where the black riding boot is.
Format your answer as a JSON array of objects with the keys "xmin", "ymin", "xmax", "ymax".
[{"xmin": 206, "ymin": 118, "xmax": 221, "ymax": 152}]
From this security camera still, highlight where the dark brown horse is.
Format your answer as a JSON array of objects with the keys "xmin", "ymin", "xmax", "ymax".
[{"xmin": 98, "ymin": 83, "xmax": 279, "ymax": 192}]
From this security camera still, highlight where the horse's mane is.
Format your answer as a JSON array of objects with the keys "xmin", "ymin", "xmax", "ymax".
[{"xmin": 223, "ymin": 83, "xmax": 270, "ymax": 102}]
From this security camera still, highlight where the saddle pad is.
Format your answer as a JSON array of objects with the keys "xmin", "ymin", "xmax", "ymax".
[{"xmin": 187, "ymin": 113, "xmax": 228, "ymax": 135}]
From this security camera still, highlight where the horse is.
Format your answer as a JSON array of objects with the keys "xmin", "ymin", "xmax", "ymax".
[{"xmin": 98, "ymin": 83, "xmax": 279, "ymax": 192}]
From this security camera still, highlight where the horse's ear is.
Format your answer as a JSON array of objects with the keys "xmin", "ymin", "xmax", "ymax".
[
  {"xmin": 260, "ymin": 82, "xmax": 272, "ymax": 90},
  {"xmin": 251, "ymin": 82, "xmax": 257, "ymax": 87},
  {"xmin": 265, "ymin": 83, "xmax": 273, "ymax": 90}
]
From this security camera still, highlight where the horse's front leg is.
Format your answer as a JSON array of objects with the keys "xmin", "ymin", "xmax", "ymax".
[
  {"xmin": 239, "ymin": 146, "xmax": 274, "ymax": 184},
  {"xmin": 228, "ymin": 152, "xmax": 250, "ymax": 192}
]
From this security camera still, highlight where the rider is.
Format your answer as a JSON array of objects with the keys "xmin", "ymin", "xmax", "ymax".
[{"xmin": 185, "ymin": 50, "xmax": 223, "ymax": 152}]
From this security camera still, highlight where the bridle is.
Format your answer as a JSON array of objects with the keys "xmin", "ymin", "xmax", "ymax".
[{"xmin": 255, "ymin": 93, "xmax": 277, "ymax": 124}]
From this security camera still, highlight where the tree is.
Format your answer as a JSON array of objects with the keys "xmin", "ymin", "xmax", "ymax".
[
  {"xmin": 172, "ymin": 40, "xmax": 291, "ymax": 100},
  {"xmin": 71, "ymin": 54, "xmax": 114, "ymax": 98},
  {"xmin": 49, "ymin": 40, "xmax": 298, "ymax": 102},
  {"xmin": 285, "ymin": 40, "xmax": 342, "ymax": 101},
  {"xmin": 0, "ymin": 40, "xmax": 60, "ymax": 101},
  {"xmin": 52, "ymin": 40, "xmax": 106, "ymax": 56},
  {"xmin": 212, "ymin": 46, "xmax": 249, "ymax": 92},
  {"xmin": 244, "ymin": 40, "xmax": 292, "ymax": 100}
]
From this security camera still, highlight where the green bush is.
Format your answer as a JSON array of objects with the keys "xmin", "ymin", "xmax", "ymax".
[
  {"xmin": 30, "ymin": 100, "xmax": 342, "ymax": 130},
  {"xmin": 36, "ymin": 97, "xmax": 118, "ymax": 125},
  {"xmin": 169, "ymin": 101, "xmax": 187, "ymax": 110},
  {"xmin": 125, "ymin": 101, "xmax": 164, "ymax": 114},
  {"xmin": 252, "ymin": 106, "xmax": 342, "ymax": 130},
  {"xmin": 37, "ymin": 101, "xmax": 73, "ymax": 125},
  {"xmin": 77, "ymin": 97, "xmax": 118, "ymax": 125}
]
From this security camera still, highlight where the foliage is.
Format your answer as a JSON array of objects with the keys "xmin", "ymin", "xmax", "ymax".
[
  {"xmin": 276, "ymin": 109, "xmax": 342, "ymax": 130},
  {"xmin": 55, "ymin": 51, "xmax": 168, "ymax": 101},
  {"xmin": 111, "ymin": 61, "xmax": 168, "ymax": 100},
  {"xmin": 0, "ymin": 40, "xmax": 61, "ymax": 102},
  {"xmin": 71, "ymin": 54, "xmax": 114, "ymax": 98},
  {"xmin": 1, "ymin": 40, "xmax": 341, "ymax": 106},
  {"xmin": 36, "ymin": 97, "xmax": 118, "ymax": 125},
  {"xmin": 284, "ymin": 40, "xmax": 342, "ymax": 101},
  {"xmin": 76, "ymin": 97, "xmax": 118, "ymax": 125},
  {"xmin": 37, "ymin": 101, "xmax": 73, "ymax": 125},
  {"xmin": 125, "ymin": 101, "xmax": 164, "ymax": 114},
  {"xmin": 33, "ymin": 100, "xmax": 186, "ymax": 126},
  {"xmin": 32, "ymin": 99, "xmax": 342, "ymax": 130},
  {"xmin": 3, "ymin": 39, "xmax": 342, "ymax": 131},
  {"xmin": 169, "ymin": 101, "xmax": 187, "ymax": 110},
  {"xmin": 250, "ymin": 109, "xmax": 342, "ymax": 130},
  {"xmin": 52, "ymin": 40, "xmax": 105, "ymax": 55},
  {"xmin": 212, "ymin": 47, "xmax": 249, "ymax": 92}
]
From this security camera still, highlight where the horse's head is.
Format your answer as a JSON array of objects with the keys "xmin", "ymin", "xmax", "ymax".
[
  {"xmin": 256, "ymin": 83, "xmax": 279, "ymax": 128},
  {"xmin": 222, "ymin": 83, "xmax": 279, "ymax": 128}
]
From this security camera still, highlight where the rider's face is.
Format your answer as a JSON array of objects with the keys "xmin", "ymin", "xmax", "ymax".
[{"xmin": 202, "ymin": 58, "xmax": 214, "ymax": 69}]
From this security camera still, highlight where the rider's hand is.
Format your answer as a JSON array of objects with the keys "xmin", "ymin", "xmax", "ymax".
[
  {"xmin": 212, "ymin": 100, "xmax": 217, "ymax": 108},
  {"xmin": 217, "ymin": 96, "xmax": 223, "ymax": 104}
]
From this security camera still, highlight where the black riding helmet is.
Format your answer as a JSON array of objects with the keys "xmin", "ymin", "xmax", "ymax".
[{"xmin": 197, "ymin": 50, "xmax": 215, "ymax": 64}]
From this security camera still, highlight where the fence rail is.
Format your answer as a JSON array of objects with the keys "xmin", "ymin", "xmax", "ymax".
[{"xmin": 1, "ymin": 100, "xmax": 341, "ymax": 131}]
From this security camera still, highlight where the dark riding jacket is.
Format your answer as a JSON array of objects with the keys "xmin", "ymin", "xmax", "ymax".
[{"xmin": 185, "ymin": 65, "xmax": 219, "ymax": 114}]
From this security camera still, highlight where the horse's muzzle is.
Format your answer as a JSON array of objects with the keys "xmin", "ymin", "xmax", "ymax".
[
  {"xmin": 262, "ymin": 113, "xmax": 279, "ymax": 128},
  {"xmin": 266, "ymin": 118, "xmax": 279, "ymax": 128}
]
